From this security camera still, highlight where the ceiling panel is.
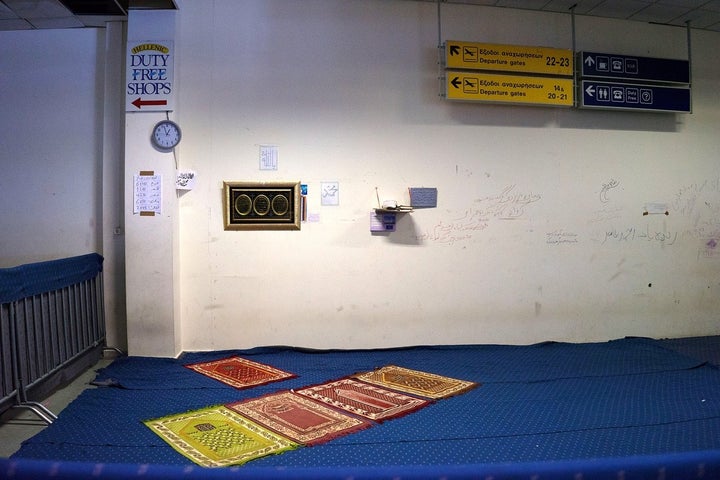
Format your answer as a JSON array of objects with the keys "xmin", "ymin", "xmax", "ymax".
[
  {"xmin": 1, "ymin": 0, "xmax": 720, "ymax": 32},
  {"xmin": 668, "ymin": 7, "xmax": 720, "ymax": 26},
  {"xmin": 702, "ymin": 0, "xmax": 720, "ymax": 12},
  {"xmin": 0, "ymin": 17, "xmax": 30, "ymax": 29},
  {"xmin": 2, "ymin": 0, "xmax": 71, "ymax": 19},
  {"xmin": 659, "ymin": 0, "xmax": 709, "ymax": 7},
  {"xmin": 0, "ymin": 1, "xmax": 17, "ymax": 18},
  {"xmin": 541, "ymin": 1, "xmax": 607, "ymax": 15},
  {"xmin": 628, "ymin": 3, "xmax": 689, "ymax": 22},
  {"xmin": 584, "ymin": 0, "xmax": 654, "ymax": 19},
  {"xmin": 0, "ymin": 0, "xmax": 176, "ymax": 30},
  {"xmin": 495, "ymin": 0, "xmax": 551, "ymax": 8},
  {"xmin": 435, "ymin": 0, "xmax": 720, "ymax": 31},
  {"xmin": 29, "ymin": 15, "xmax": 82, "ymax": 28},
  {"xmin": 59, "ymin": 0, "xmax": 127, "ymax": 16}
]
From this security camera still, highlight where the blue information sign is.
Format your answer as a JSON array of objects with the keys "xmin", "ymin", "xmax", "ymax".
[
  {"xmin": 579, "ymin": 51, "xmax": 689, "ymax": 84},
  {"xmin": 580, "ymin": 81, "xmax": 691, "ymax": 113}
]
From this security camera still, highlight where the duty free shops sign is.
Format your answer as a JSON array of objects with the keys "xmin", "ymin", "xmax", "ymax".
[{"xmin": 126, "ymin": 41, "xmax": 174, "ymax": 112}]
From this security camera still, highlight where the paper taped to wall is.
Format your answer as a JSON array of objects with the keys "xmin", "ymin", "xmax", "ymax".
[
  {"xmin": 409, "ymin": 187, "xmax": 438, "ymax": 208},
  {"xmin": 134, "ymin": 173, "xmax": 162, "ymax": 215}
]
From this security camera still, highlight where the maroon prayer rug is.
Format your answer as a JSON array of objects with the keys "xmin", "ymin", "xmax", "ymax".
[
  {"xmin": 295, "ymin": 378, "xmax": 428, "ymax": 422},
  {"xmin": 354, "ymin": 365, "xmax": 478, "ymax": 399},
  {"xmin": 226, "ymin": 391, "xmax": 372, "ymax": 445},
  {"xmin": 185, "ymin": 356, "xmax": 296, "ymax": 389}
]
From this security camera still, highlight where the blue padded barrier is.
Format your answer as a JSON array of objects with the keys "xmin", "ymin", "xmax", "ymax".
[
  {"xmin": 0, "ymin": 253, "xmax": 105, "ymax": 423},
  {"xmin": 2, "ymin": 449, "xmax": 720, "ymax": 480},
  {"xmin": 0, "ymin": 253, "xmax": 103, "ymax": 304}
]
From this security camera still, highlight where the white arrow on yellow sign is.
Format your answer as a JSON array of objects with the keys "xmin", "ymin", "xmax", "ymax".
[
  {"xmin": 446, "ymin": 41, "xmax": 573, "ymax": 76},
  {"xmin": 446, "ymin": 71, "xmax": 574, "ymax": 107}
]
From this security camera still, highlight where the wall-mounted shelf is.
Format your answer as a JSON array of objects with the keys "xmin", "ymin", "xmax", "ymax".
[{"xmin": 374, "ymin": 207, "xmax": 413, "ymax": 214}]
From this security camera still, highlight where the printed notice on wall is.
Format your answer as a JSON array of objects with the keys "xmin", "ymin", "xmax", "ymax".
[
  {"xmin": 134, "ymin": 173, "xmax": 162, "ymax": 215},
  {"xmin": 259, "ymin": 145, "xmax": 278, "ymax": 171}
]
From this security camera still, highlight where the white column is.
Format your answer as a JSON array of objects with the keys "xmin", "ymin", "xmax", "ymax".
[
  {"xmin": 102, "ymin": 21, "xmax": 128, "ymax": 352},
  {"xmin": 124, "ymin": 10, "xmax": 180, "ymax": 357}
]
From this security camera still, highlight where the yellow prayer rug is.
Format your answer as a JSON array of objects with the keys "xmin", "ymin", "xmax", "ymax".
[
  {"xmin": 144, "ymin": 405, "xmax": 298, "ymax": 467},
  {"xmin": 354, "ymin": 365, "xmax": 478, "ymax": 399}
]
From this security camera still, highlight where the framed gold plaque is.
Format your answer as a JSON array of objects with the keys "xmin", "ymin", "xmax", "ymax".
[{"xmin": 223, "ymin": 181, "xmax": 301, "ymax": 230}]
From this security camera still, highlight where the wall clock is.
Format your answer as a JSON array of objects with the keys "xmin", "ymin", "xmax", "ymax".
[{"xmin": 151, "ymin": 120, "xmax": 181, "ymax": 150}]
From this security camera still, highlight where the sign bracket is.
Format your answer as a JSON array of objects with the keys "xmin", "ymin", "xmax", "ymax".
[{"xmin": 686, "ymin": 20, "xmax": 693, "ymax": 114}]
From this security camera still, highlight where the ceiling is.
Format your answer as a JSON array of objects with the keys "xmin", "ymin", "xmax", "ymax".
[
  {"xmin": 436, "ymin": 0, "xmax": 720, "ymax": 32},
  {"xmin": 1, "ymin": 0, "xmax": 719, "ymax": 32},
  {"xmin": 0, "ymin": 0, "xmax": 176, "ymax": 30},
  {"xmin": 433, "ymin": 0, "xmax": 720, "ymax": 31}
]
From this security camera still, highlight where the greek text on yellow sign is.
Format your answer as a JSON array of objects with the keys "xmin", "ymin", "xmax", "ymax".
[
  {"xmin": 445, "ymin": 41, "xmax": 573, "ymax": 76},
  {"xmin": 446, "ymin": 72, "xmax": 574, "ymax": 107}
]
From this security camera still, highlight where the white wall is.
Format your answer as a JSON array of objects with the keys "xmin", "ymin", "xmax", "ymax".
[
  {"xmin": 164, "ymin": 0, "xmax": 720, "ymax": 353},
  {"xmin": 2, "ymin": 1, "xmax": 718, "ymax": 357},
  {"xmin": 0, "ymin": 29, "xmax": 104, "ymax": 266},
  {"xmin": 0, "ymin": 26, "xmax": 127, "ymax": 351}
]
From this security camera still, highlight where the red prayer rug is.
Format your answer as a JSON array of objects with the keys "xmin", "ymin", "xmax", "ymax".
[
  {"xmin": 227, "ymin": 391, "xmax": 372, "ymax": 445},
  {"xmin": 185, "ymin": 356, "xmax": 296, "ymax": 389},
  {"xmin": 294, "ymin": 378, "xmax": 428, "ymax": 422},
  {"xmin": 354, "ymin": 365, "xmax": 478, "ymax": 399}
]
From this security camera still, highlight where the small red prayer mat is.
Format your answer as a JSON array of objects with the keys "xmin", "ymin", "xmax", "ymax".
[
  {"xmin": 295, "ymin": 378, "xmax": 429, "ymax": 422},
  {"xmin": 227, "ymin": 391, "xmax": 371, "ymax": 445},
  {"xmin": 185, "ymin": 356, "xmax": 296, "ymax": 389}
]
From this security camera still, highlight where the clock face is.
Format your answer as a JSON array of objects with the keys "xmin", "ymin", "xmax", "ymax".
[{"xmin": 152, "ymin": 120, "xmax": 181, "ymax": 149}]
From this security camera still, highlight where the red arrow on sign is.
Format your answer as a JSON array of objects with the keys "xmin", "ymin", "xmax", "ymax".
[{"xmin": 131, "ymin": 97, "xmax": 167, "ymax": 109}]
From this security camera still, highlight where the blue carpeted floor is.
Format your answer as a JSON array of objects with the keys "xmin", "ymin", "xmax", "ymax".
[
  {"xmin": 658, "ymin": 335, "xmax": 720, "ymax": 366},
  {"xmin": 10, "ymin": 337, "xmax": 720, "ymax": 470}
]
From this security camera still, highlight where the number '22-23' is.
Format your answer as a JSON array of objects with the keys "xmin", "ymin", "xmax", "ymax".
[{"xmin": 546, "ymin": 56, "xmax": 570, "ymax": 67}]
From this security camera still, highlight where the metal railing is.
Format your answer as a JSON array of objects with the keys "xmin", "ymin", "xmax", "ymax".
[{"xmin": 0, "ymin": 253, "xmax": 106, "ymax": 424}]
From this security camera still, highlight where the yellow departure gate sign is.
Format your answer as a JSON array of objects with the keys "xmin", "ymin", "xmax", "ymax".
[
  {"xmin": 446, "ymin": 41, "xmax": 573, "ymax": 76},
  {"xmin": 446, "ymin": 72, "xmax": 574, "ymax": 107}
]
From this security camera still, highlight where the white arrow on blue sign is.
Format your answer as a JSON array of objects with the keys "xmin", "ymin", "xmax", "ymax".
[
  {"xmin": 578, "ymin": 51, "xmax": 689, "ymax": 84},
  {"xmin": 580, "ymin": 80, "xmax": 690, "ymax": 113}
]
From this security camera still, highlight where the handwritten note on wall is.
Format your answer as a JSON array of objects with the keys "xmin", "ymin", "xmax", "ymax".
[
  {"xmin": 133, "ymin": 173, "xmax": 162, "ymax": 215},
  {"xmin": 415, "ymin": 185, "xmax": 542, "ymax": 245}
]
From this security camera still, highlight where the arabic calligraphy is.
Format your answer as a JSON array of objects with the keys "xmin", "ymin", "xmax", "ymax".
[
  {"xmin": 599, "ymin": 178, "xmax": 620, "ymax": 203},
  {"xmin": 602, "ymin": 225, "xmax": 677, "ymax": 245},
  {"xmin": 474, "ymin": 185, "xmax": 542, "ymax": 219},
  {"xmin": 416, "ymin": 185, "xmax": 542, "ymax": 245}
]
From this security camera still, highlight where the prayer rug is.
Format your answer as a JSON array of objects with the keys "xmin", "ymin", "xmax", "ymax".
[
  {"xmin": 295, "ymin": 378, "xmax": 428, "ymax": 422},
  {"xmin": 184, "ymin": 356, "xmax": 296, "ymax": 389},
  {"xmin": 355, "ymin": 365, "xmax": 478, "ymax": 399},
  {"xmin": 144, "ymin": 405, "xmax": 298, "ymax": 467},
  {"xmin": 227, "ymin": 391, "xmax": 372, "ymax": 445}
]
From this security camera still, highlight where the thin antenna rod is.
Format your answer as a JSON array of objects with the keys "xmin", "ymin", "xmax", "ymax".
[
  {"xmin": 437, "ymin": 0, "xmax": 442, "ymax": 47},
  {"xmin": 570, "ymin": 4, "xmax": 577, "ymax": 53},
  {"xmin": 570, "ymin": 4, "xmax": 577, "ymax": 108},
  {"xmin": 686, "ymin": 20, "xmax": 692, "ymax": 85},
  {"xmin": 686, "ymin": 20, "xmax": 693, "ymax": 114}
]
